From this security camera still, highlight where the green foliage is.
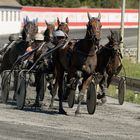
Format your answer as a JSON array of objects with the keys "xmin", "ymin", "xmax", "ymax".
[
  {"xmin": 121, "ymin": 58, "xmax": 140, "ymax": 79},
  {"xmin": 17, "ymin": 0, "xmax": 139, "ymax": 9},
  {"xmin": 63, "ymin": 0, "xmax": 81, "ymax": 8}
]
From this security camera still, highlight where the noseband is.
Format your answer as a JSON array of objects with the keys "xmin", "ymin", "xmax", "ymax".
[{"xmin": 86, "ymin": 20, "xmax": 101, "ymax": 45}]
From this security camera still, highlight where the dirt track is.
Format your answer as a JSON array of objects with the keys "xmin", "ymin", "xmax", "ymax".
[{"xmin": 0, "ymin": 92, "xmax": 139, "ymax": 140}]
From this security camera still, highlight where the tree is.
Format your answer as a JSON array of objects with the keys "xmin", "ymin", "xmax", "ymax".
[
  {"xmin": 63, "ymin": 0, "xmax": 81, "ymax": 8},
  {"xmin": 17, "ymin": 0, "xmax": 139, "ymax": 9}
]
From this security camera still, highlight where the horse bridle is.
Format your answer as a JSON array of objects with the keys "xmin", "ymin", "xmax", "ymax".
[
  {"xmin": 86, "ymin": 20, "xmax": 101, "ymax": 45},
  {"xmin": 57, "ymin": 22, "xmax": 69, "ymax": 36},
  {"xmin": 106, "ymin": 44, "xmax": 123, "ymax": 75},
  {"xmin": 22, "ymin": 23, "xmax": 38, "ymax": 42}
]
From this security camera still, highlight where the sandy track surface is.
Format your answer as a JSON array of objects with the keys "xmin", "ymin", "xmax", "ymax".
[{"xmin": 0, "ymin": 91, "xmax": 139, "ymax": 140}]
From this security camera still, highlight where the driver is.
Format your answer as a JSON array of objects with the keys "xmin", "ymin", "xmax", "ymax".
[
  {"xmin": 26, "ymin": 33, "xmax": 44, "ymax": 52},
  {"xmin": 0, "ymin": 34, "xmax": 20, "ymax": 63},
  {"xmin": 52, "ymin": 30, "xmax": 68, "ymax": 45}
]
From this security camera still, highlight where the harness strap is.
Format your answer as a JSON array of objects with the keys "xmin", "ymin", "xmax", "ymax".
[
  {"xmin": 28, "ymin": 40, "xmax": 69, "ymax": 72},
  {"xmin": 38, "ymin": 42, "xmax": 46, "ymax": 51}
]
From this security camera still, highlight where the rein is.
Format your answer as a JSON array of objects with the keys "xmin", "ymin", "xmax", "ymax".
[
  {"xmin": 2, "ymin": 42, "xmax": 46, "ymax": 86},
  {"xmin": 28, "ymin": 39, "xmax": 69, "ymax": 72}
]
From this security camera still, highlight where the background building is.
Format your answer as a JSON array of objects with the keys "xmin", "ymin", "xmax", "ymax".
[{"xmin": 0, "ymin": 0, "xmax": 22, "ymax": 34}]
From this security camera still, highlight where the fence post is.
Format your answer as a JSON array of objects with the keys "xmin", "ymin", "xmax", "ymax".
[
  {"xmin": 137, "ymin": 0, "xmax": 140, "ymax": 63},
  {"xmin": 120, "ymin": 0, "xmax": 126, "ymax": 56}
]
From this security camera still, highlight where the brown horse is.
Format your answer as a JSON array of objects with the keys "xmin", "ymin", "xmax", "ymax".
[
  {"xmin": 54, "ymin": 13, "xmax": 102, "ymax": 115},
  {"xmin": 14, "ymin": 22, "xmax": 55, "ymax": 108},
  {"xmin": 56, "ymin": 17, "xmax": 69, "ymax": 35},
  {"xmin": 96, "ymin": 30, "xmax": 123, "ymax": 102},
  {"xmin": 44, "ymin": 21, "xmax": 55, "ymax": 42},
  {"xmin": 48, "ymin": 17, "xmax": 70, "ymax": 108},
  {"xmin": 28, "ymin": 21, "xmax": 56, "ymax": 107},
  {"xmin": 0, "ymin": 17, "xmax": 38, "ymax": 73}
]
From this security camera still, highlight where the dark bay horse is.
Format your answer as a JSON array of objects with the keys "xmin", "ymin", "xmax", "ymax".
[
  {"xmin": 48, "ymin": 17, "xmax": 70, "ymax": 108},
  {"xmin": 44, "ymin": 21, "xmax": 55, "ymax": 42},
  {"xmin": 54, "ymin": 13, "xmax": 102, "ymax": 115},
  {"xmin": 56, "ymin": 17, "xmax": 69, "ymax": 35},
  {"xmin": 32, "ymin": 22, "xmax": 56, "ymax": 107},
  {"xmin": 13, "ymin": 21, "xmax": 55, "ymax": 108},
  {"xmin": 0, "ymin": 17, "xmax": 38, "ymax": 73},
  {"xmin": 96, "ymin": 30, "xmax": 123, "ymax": 102}
]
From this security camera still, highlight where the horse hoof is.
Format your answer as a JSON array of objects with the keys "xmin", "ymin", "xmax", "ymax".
[
  {"xmin": 101, "ymin": 96, "xmax": 107, "ymax": 104},
  {"xmin": 13, "ymin": 95, "xmax": 16, "ymax": 101},
  {"xmin": 75, "ymin": 110, "xmax": 81, "ymax": 116},
  {"xmin": 63, "ymin": 94, "xmax": 68, "ymax": 101},
  {"xmin": 97, "ymin": 93, "xmax": 105, "ymax": 99},
  {"xmin": 96, "ymin": 100, "xmax": 103, "ymax": 106},
  {"xmin": 59, "ymin": 109, "xmax": 67, "ymax": 115},
  {"xmin": 49, "ymin": 104, "xmax": 54, "ymax": 109},
  {"xmin": 31, "ymin": 102, "xmax": 42, "ymax": 108}
]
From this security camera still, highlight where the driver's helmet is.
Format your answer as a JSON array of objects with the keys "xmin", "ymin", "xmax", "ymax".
[
  {"xmin": 9, "ymin": 34, "xmax": 18, "ymax": 42},
  {"xmin": 53, "ymin": 30, "xmax": 66, "ymax": 39},
  {"xmin": 34, "ymin": 33, "xmax": 44, "ymax": 41},
  {"xmin": 53, "ymin": 30, "xmax": 67, "ymax": 45}
]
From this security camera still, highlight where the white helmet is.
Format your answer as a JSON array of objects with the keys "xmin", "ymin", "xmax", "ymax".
[
  {"xmin": 35, "ymin": 33, "xmax": 44, "ymax": 41},
  {"xmin": 53, "ymin": 30, "xmax": 65, "ymax": 37}
]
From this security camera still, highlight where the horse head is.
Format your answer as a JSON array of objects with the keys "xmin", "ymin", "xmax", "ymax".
[
  {"xmin": 86, "ymin": 13, "xmax": 102, "ymax": 44},
  {"xmin": 57, "ymin": 17, "xmax": 69, "ymax": 35},
  {"xmin": 22, "ymin": 16, "xmax": 38, "ymax": 42},
  {"xmin": 107, "ymin": 30, "xmax": 123, "ymax": 75},
  {"xmin": 44, "ymin": 20, "xmax": 55, "ymax": 42},
  {"xmin": 107, "ymin": 30, "xmax": 122, "ymax": 50}
]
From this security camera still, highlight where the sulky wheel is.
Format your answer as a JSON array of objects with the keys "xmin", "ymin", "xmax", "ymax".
[
  {"xmin": 62, "ymin": 73, "xmax": 68, "ymax": 100},
  {"xmin": 38, "ymin": 73, "xmax": 47, "ymax": 101},
  {"xmin": 118, "ymin": 77, "xmax": 126, "ymax": 105},
  {"xmin": 68, "ymin": 88, "xmax": 75, "ymax": 108},
  {"xmin": 1, "ymin": 71, "xmax": 11, "ymax": 103},
  {"xmin": 87, "ymin": 81, "xmax": 96, "ymax": 115},
  {"xmin": 16, "ymin": 72, "xmax": 26, "ymax": 110},
  {"xmin": 62, "ymin": 73, "xmax": 75, "ymax": 108}
]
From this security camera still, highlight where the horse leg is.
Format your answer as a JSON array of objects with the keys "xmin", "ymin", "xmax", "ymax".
[
  {"xmin": 63, "ymin": 68, "xmax": 78, "ymax": 100},
  {"xmin": 97, "ymin": 72, "xmax": 108, "ymax": 103},
  {"xmin": 107, "ymin": 75, "xmax": 113, "ymax": 88},
  {"xmin": 49, "ymin": 80, "xmax": 58, "ymax": 108},
  {"xmin": 97, "ymin": 75, "xmax": 107, "ymax": 99},
  {"xmin": 56, "ymin": 64, "xmax": 67, "ymax": 115},
  {"xmin": 33, "ymin": 72, "xmax": 43, "ymax": 108},
  {"xmin": 58, "ymin": 72, "xmax": 67, "ymax": 115},
  {"xmin": 13, "ymin": 71, "xmax": 18, "ymax": 101},
  {"xmin": 101, "ymin": 71, "xmax": 109, "ymax": 103},
  {"xmin": 75, "ymin": 75, "xmax": 93, "ymax": 115},
  {"xmin": 97, "ymin": 75, "xmax": 105, "ymax": 99}
]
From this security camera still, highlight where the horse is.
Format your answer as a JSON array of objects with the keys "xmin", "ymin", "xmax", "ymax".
[
  {"xmin": 32, "ymin": 21, "xmax": 56, "ymax": 107},
  {"xmin": 48, "ymin": 17, "xmax": 70, "ymax": 108},
  {"xmin": 56, "ymin": 17, "xmax": 69, "ymax": 35},
  {"xmin": 0, "ymin": 17, "xmax": 38, "ymax": 103},
  {"xmin": 53, "ymin": 13, "xmax": 102, "ymax": 115},
  {"xmin": 0, "ymin": 17, "xmax": 38, "ymax": 73},
  {"xmin": 44, "ymin": 21, "xmax": 55, "ymax": 42},
  {"xmin": 96, "ymin": 30, "xmax": 123, "ymax": 102},
  {"xmin": 10, "ymin": 21, "xmax": 55, "ymax": 108}
]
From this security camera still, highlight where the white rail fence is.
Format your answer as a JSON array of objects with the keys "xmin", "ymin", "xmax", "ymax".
[
  {"xmin": 0, "ymin": 6, "xmax": 139, "ymax": 34},
  {"xmin": 112, "ymin": 76, "xmax": 140, "ymax": 93}
]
